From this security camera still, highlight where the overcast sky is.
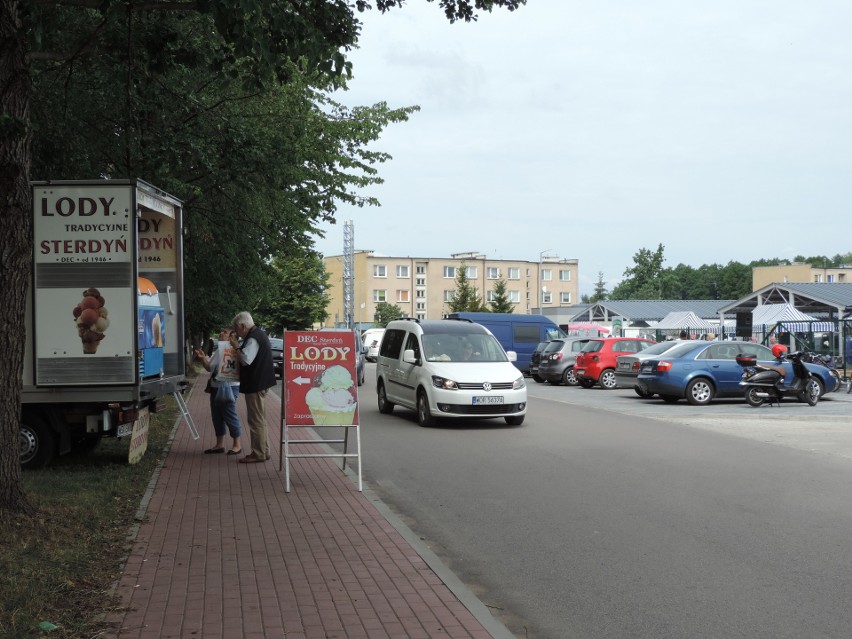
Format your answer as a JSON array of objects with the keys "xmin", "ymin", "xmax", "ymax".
[{"xmin": 312, "ymin": 1, "xmax": 852, "ymax": 295}]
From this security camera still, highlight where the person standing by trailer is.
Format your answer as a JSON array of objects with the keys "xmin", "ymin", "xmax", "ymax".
[{"xmin": 230, "ymin": 312, "xmax": 276, "ymax": 463}]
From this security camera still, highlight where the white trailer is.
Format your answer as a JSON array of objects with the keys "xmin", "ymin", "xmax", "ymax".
[{"xmin": 22, "ymin": 179, "xmax": 186, "ymax": 468}]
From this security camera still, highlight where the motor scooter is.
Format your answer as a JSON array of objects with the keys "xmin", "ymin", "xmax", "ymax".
[{"xmin": 738, "ymin": 350, "xmax": 821, "ymax": 407}]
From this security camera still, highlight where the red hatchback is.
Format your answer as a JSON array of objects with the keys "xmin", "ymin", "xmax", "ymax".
[{"xmin": 574, "ymin": 337, "xmax": 656, "ymax": 389}]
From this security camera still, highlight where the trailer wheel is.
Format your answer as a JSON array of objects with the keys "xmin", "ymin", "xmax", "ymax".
[{"xmin": 20, "ymin": 413, "xmax": 56, "ymax": 470}]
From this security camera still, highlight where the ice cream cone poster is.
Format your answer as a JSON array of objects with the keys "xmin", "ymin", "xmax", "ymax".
[{"xmin": 284, "ymin": 331, "xmax": 359, "ymax": 426}]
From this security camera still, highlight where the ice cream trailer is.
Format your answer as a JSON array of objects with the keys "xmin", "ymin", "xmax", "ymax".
[{"xmin": 21, "ymin": 179, "xmax": 187, "ymax": 468}]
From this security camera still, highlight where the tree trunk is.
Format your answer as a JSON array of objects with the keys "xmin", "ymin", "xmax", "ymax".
[{"xmin": 0, "ymin": 0, "xmax": 33, "ymax": 513}]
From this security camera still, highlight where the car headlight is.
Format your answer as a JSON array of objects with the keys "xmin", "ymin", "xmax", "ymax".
[
  {"xmin": 432, "ymin": 376, "xmax": 459, "ymax": 390},
  {"xmin": 513, "ymin": 376, "xmax": 526, "ymax": 390}
]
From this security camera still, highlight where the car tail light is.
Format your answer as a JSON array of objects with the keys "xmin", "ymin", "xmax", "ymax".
[
  {"xmin": 631, "ymin": 362, "xmax": 641, "ymax": 371},
  {"xmin": 656, "ymin": 360, "xmax": 673, "ymax": 372},
  {"xmin": 553, "ymin": 353, "xmax": 563, "ymax": 361}
]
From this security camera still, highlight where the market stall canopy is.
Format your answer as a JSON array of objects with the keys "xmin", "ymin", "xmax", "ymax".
[
  {"xmin": 752, "ymin": 303, "xmax": 835, "ymax": 332},
  {"xmin": 566, "ymin": 322, "xmax": 611, "ymax": 335},
  {"xmin": 652, "ymin": 311, "xmax": 717, "ymax": 330}
]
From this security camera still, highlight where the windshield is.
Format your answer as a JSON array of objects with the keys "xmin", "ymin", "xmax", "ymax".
[
  {"xmin": 422, "ymin": 332, "xmax": 509, "ymax": 363},
  {"xmin": 654, "ymin": 341, "xmax": 704, "ymax": 359},
  {"xmin": 639, "ymin": 341, "xmax": 681, "ymax": 356},
  {"xmin": 543, "ymin": 340, "xmax": 565, "ymax": 354},
  {"xmin": 580, "ymin": 340, "xmax": 604, "ymax": 353},
  {"xmin": 269, "ymin": 338, "xmax": 283, "ymax": 349}
]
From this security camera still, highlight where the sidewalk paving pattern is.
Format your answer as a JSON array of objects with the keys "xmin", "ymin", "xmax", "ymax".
[{"xmin": 107, "ymin": 378, "xmax": 508, "ymax": 638}]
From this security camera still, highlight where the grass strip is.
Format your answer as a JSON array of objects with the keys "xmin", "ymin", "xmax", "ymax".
[{"xmin": 0, "ymin": 393, "xmax": 183, "ymax": 639}]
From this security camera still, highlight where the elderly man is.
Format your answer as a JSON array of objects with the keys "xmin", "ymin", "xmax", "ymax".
[{"xmin": 229, "ymin": 312, "xmax": 276, "ymax": 463}]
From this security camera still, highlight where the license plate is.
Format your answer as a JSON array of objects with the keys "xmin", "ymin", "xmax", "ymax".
[
  {"xmin": 618, "ymin": 362, "xmax": 631, "ymax": 370},
  {"xmin": 117, "ymin": 422, "xmax": 133, "ymax": 438},
  {"xmin": 472, "ymin": 396, "xmax": 504, "ymax": 405}
]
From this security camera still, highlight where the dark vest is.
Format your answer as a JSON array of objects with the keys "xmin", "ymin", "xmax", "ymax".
[{"xmin": 238, "ymin": 326, "xmax": 276, "ymax": 393}]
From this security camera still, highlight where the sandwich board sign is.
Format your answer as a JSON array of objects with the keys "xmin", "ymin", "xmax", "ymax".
[{"xmin": 281, "ymin": 330, "xmax": 361, "ymax": 492}]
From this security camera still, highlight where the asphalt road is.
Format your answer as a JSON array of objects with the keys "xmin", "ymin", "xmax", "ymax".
[{"xmin": 281, "ymin": 367, "xmax": 852, "ymax": 638}]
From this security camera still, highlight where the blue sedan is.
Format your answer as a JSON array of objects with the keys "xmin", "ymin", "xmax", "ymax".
[{"xmin": 636, "ymin": 341, "xmax": 840, "ymax": 405}]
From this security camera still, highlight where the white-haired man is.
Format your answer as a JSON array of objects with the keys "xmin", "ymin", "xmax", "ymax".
[{"xmin": 229, "ymin": 312, "xmax": 276, "ymax": 463}]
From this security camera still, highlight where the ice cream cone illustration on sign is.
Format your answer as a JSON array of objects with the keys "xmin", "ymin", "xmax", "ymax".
[
  {"xmin": 305, "ymin": 365, "xmax": 357, "ymax": 425},
  {"xmin": 73, "ymin": 287, "xmax": 109, "ymax": 354}
]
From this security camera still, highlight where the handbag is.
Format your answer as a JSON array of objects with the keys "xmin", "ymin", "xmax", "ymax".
[{"xmin": 203, "ymin": 369, "xmax": 217, "ymax": 394}]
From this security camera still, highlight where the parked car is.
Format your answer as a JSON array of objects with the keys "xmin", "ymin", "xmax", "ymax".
[
  {"xmin": 270, "ymin": 337, "xmax": 283, "ymax": 378},
  {"xmin": 635, "ymin": 341, "xmax": 841, "ymax": 405},
  {"xmin": 574, "ymin": 337, "xmax": 657, "ymax": 389},
  {"xmin": 376, "ymin": 318, "xmax": 527, "ymax": 427},
  {"xmin": 614, "ymin": 340, "xmax": 690, "ymax": 395},
  {"xmin": 529, "ymin": 341, "xmax": 551, "ymax": 382},
  {"xmin": 538, "ymin": 338, "xmax": 593, "ymax": 385},
  {"xmin": 362, "ymin": 328, "xmax": 385, "ymax": 362}
]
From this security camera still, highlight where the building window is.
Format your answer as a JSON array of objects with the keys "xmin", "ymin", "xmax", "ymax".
[
  {"xmin": 416, "ymin": 277, "xmax": 426, "ymax": 286},
  {"xmin": 397, "ymin": 290, "xmax": 410, "ymax": 303},
  {"xmin": 416, "ymin": 289, "xmax": 425, "ymax": 299},
  {"xmin": 487, "ymin": 290, "xmax": 496, "ymax": 302},
  {"xmin": 827, "ymin": 274, "xmax": 835, "ymax": 282},
  {"xmin": 487, "ymin": 267, "xmax": 500, "ymax": 279},
  {"xmin": 559, "ymin": 269, "xmax": 571, "ymax": 281},
  {"xmin": 373, "ymin": 289, "xmax": 386, "ymax": 303},
  {"xmin": 509, "ymin": 291, "xmax": 520, "ymax": 303},
  {"xmin": 444, "ymin": 290, "xmax": 456, "ymax": 302},
  {"xmin": 396, "ymin": 265, "xmax": 409, "ymax": 278},
  {"xmin": 466, "ymin": 266, "xmax": 477, "ymax": 278},
  {"xmin": 373, "ymin": 265, "xmax": 387, "ymax": 278},
  {"xmin": 416, "ymin": 302, "xmax": 426, "ymax": 311},
  {"xmin": 416, "ymin": 265, "xmax": 426, "ymax": 274},
  {"xmin": 814, "ymin": 274, "xmax": 823, "ymax": 283},
  {"xmin": 508, "ymin": 267, "xmax": 520, "ymax": 280},
  {"xmin": 416, "ymin": 312, "xmax": 426, "ymax": 320},
  {"xmin": 541, "ymin": 269, "xmax": 552, "ymax": 282},
  {"xmin": 560, "ymin": 292, "xmax": 572, "ymax": 304},
  {"xmin": 443, "ymin": 266, "xmax": 456, "ymax": 278},
  {"xmin": 542, "ymin": 292, "xmax": 552, "ymax": 304}
]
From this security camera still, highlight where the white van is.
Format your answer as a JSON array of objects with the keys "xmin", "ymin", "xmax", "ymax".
[
  {"xmin": 376, "ymin": 318, "xmax": 527, "ymax": 427},
  {"xmin": 361, "ymin": 328, "xmax": 385, "ymax": 362}
]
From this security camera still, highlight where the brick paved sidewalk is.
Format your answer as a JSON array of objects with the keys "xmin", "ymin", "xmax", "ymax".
[{"xmin": 106, "ymin": 377, "xmax": 511, "ymax": 638}]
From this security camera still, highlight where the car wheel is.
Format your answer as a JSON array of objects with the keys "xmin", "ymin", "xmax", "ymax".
[
  {"xmin": 20, "ymin": 412, "xmax": 56, "ymax": 470},
  {"xmin": 661, "ymin": 395, "xmax": 680, "ymax": 403},
  {"xmin": 377, "ymin": 381, "xmax": 394, "ymax": 414},
  {"xmin": 532, "ymin": 374, "xmax": 544, "ymax": 383},
  {"xmin": 803, "ymin": 378, "xmax": 821, "ymax": 406},
  {"xmin": 686, "ymin": 378, "xmax": 714, "ymax": 406},
  {"xmin": 578, "ymin": 378, "xmax": 595, "ymax": 389},
  {"xmin": 417, "ymin": 390, "xmax": 435, "ymax": 427},
  {"xmin": 563, "ymin": 367, "xmax": 577, "ymax": 386},
  {"xmin": 634, "ymin": 386, "xmax": 654, "ymax": 398},
  {"xmin": 599, "ymin": 369, "xmax": 617, "ymax": 389},
  {"xmin": 505, "ymin": 415, "xmax": 525, "ymax": 425}
]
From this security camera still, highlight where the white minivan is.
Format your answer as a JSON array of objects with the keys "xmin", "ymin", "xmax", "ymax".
[{"xmin": 376, "ymin": 318, "xmax": 527, "ymax": 427}]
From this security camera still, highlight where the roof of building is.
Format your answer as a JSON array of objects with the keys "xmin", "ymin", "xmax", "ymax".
[
  {"xmin": 569, "ymin": 299, "xmax": 734, "ymax": 323},
  {"xmin": 719, "ymin": 282, "xmax": 852, "ymax": 317}
]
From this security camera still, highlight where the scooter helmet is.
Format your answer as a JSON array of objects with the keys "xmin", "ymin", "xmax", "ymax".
[{"xmin": 771, "ymin": 344, "xmax": 788, "ymax": 358}]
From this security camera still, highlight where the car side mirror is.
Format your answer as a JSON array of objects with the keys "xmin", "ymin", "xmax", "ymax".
[
  {"xmin": 402, "ymin": 349, "xmax": 420, "ymax": 365},
  {"xmin": 506, "ymin": 350, "xmax": 517, "ymax": 362}
]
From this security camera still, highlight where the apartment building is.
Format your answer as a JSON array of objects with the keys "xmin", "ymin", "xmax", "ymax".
[
  {"xmin": 753, "ymin": 263, "xmax": 851, "ymax": 290},
  {"xmin": 323, "ymin": 251, "xmax": 580, "ymax": 328}
]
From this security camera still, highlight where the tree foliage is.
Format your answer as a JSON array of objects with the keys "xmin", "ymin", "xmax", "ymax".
[
  {"xmin": 488, "ymin": 276, "xmax": 515, "ymax": 313},
  {"xmin": 374, "ymin": 302, "xmax": 403, "ymax": 326},
  {"xmin": 252, "ymin": 251, "xmax": 330, "ymax": 335},
  {"xmin": 446, "ymin": 261, "xmax": 488, "ymax": 312}
]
